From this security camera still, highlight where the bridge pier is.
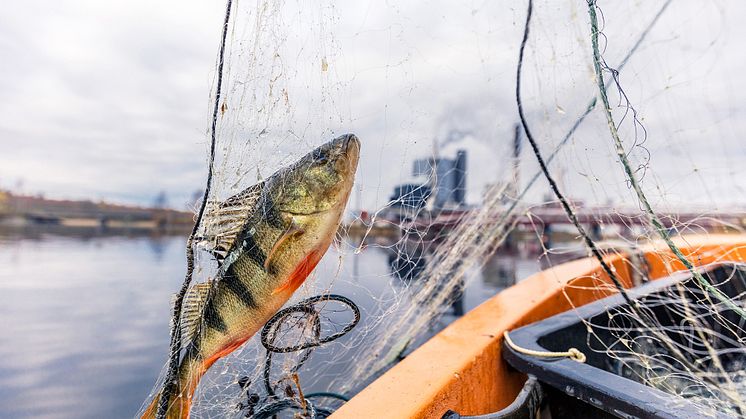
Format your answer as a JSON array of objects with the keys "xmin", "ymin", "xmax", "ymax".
[
  {"xmin": 589, "ymin": 222, "xmax": 602, "ymax": 241},
  {"xmin": 542, "ymin": 224, "xmax": 552, "ymax": 249}
]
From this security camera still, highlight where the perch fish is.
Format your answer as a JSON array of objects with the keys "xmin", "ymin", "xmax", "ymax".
[{"xmin": 142, "ymin": 134, "xmax": 360, "ymax": 419}]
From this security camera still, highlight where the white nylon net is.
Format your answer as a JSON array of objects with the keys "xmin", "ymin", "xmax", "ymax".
[{"xmin": 140, "ymin": 1, "xmax": 746, "ymax": 417}]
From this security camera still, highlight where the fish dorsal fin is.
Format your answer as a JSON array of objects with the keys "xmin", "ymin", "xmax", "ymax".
[
  {"xmin": 179, "ymin": 281, "xmax": 213, "ymax": 345},
  {"xmin": 196, "ymin": 182, "xmax": 264, "ymax": 264}
]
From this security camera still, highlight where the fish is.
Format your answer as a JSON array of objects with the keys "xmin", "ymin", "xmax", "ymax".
[{"xmin": 142, "ymin": 134, "xmax": 360, "ymax": 419}]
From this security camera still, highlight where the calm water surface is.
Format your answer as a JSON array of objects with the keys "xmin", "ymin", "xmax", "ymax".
[{"xmin": 0, "ymin": 232, "xmax": 540, "ymax": 419}]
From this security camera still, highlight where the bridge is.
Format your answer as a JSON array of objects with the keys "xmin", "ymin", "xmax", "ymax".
[
  {"xmin": 372, "ymin": 204, "xmax": 746, "ymax": 242},
  {"xmin": 428, "ymin": 205, "xmax": 746, "ymax": 230},
  {"xmin": 0, "ymin": 191, "xmax": 193, "ymax": 232}
]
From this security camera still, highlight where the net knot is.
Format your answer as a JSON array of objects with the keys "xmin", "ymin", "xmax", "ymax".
[{"xmin": 567, "ymin": 348, "xmax": 587, "ymax": 363}]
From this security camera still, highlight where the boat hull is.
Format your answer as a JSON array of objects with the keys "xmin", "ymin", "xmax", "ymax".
[{"xmin": 331, "ymin": 234, "xmax": 746, "ymax": 418}]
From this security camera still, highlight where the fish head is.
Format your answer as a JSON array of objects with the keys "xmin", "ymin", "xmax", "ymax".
[{"xmin": 270, "ymin": 134, "xmax": 360, "ymax": 215}]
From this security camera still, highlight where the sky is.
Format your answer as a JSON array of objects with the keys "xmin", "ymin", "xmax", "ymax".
[
  {"xmin": 0, "ymin": 0, "xmax": 223, "ymax": 206},
  {"xmin": 1, "ymin": 0, "xmax": 744, "ymax": 210}
]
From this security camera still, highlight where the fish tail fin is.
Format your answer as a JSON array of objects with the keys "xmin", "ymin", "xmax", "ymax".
[
  {"xmin": 142, "ymin": 361, "xmax": 201, "ymax": 419},
  {"xmin": 140, "ymin": 385, "xmax": 192, "ymax": 419}
]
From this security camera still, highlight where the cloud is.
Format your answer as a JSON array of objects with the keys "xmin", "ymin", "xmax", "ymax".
[
  {"xmin": 0, "ymin": 0, "xmax": 744, "ymax": 210},
  {"xmin": 0, "ymin": 0, "xmax": 223, "ymax": 206}
]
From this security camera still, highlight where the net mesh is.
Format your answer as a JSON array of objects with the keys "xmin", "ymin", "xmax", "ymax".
[
  {"xmin": 560, "ymin": 262, "xmax": 746, "ymax": 416},
  {"xmin": 140, "ymin": 0, "xmax": 746, "ymax": 417}
]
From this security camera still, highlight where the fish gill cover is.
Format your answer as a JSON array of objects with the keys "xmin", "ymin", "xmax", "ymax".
[{"xmin": 140, "ymin": 1, "xmax": 746, "ymax": 418}]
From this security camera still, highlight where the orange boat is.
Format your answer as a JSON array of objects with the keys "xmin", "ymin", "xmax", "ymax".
[{"xmin": 330, "ymin": 234, "xmax": 746, "ymax": 418}]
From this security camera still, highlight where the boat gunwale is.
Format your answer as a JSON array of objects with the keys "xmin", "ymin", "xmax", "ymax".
[{"xmin": 504, "ymin": 264, "xmax": 733, "ymax": 419}]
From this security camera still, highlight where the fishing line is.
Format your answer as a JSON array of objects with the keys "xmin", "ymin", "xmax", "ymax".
[
  {"xmin": 339, "ymin": 6, "xmax": 671, "ymax": 382},
  {"xmin": 221, "ymin": 0, "xmax": 679, "ymax": 407},
  {"xmin": 498, "ymin": 0, "xmax": 672, "ymax": 230},
  {"xmin": 518, "ymin": 0, "xmax": 718, "ymax": 384},
  {"xmin": 578, "ymin": 263, "xmax": 746, "ymax": 415},
  {"xmin": 139, "ymin": 2, "xmax": 746, "ymax": 417},
  {"xmin": 158, "ymin": 0, "xmax": 234, "ymax": 417},
  {"xmin": 517, "ymin": 1, "xmax": 740, "ymax": 413},
  {"xmin": 585, "ymin": 0, "xmax": 746, "ymax": 320},
  {"xmin": 516, "ymin": 0, "xmax": 633, "ymax": 305},
  {"xmin": 515, "ymin": 4, "xmax": 722, "ymax": 389},
  {"xmin": 479, "ymin": 0, "xmax": 672, "ymax": 297}
]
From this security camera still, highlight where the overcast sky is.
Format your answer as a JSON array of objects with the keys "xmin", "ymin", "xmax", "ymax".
[{"xmin": 1, "ymin": 0, "xmax": 744, "ymax": 210}]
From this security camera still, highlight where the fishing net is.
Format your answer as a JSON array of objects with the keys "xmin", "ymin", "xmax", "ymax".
[
  {"xmin": 564, "ymin": 262, "xmax": 746, "ymax": 417},
  {"xmin": 140, "ymin": 0, "xmax": 746, "ymax": 417}
]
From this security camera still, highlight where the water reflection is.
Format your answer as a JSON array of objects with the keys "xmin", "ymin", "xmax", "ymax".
[
  {"xmin": 0, "ymin": 231, "xmax": 540, "ymax": 418},
  {"xmin": 0, "ymin": 231, "xmax": 187, "ymax": 419},
  {"xmin": 383, "ymin": 237, "xmax": 535, "ymax": 320},
  {"xmin": 385, "ymin": 237, "xmax": 529, "ymax": 293},
  {"xmin": 481, "ymin": 254, "xmax": 518, "ymax": 288},
  {"xmin": 386, "ymin": 241, "xmax": 427, "ymax": 281}
]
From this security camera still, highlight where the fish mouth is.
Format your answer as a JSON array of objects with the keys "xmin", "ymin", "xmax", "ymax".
[
  {"xmin": 343, "ymin": 134, "xmax": 360, "ymax": 163},
  {"xmin": 330, "ymin": 134, "xmax": 360, "ymax": 161},
  {"xmin": 336, "ymin": 134, "xmax": 360, "ymax": 174},
  {"xmin": 342, "ymin": 134, "xmax": 360, "ymax": 153},
  {"xmin": 332, "ymin": 133, "xmax": 359, "ymax": 150}
]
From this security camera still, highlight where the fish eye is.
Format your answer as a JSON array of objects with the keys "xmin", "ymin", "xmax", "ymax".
[{"xmin": 312, "ymin": 149, "xmax": 329, "ymax": 164}]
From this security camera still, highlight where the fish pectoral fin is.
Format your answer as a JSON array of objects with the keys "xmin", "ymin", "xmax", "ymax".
[
  {"xmin": 264, "ymin": 223, "xmax": 305, "ymax": 271},
  {"xmin": 271, "ymin": 250, "xmax": 320, "ymax": 295}
]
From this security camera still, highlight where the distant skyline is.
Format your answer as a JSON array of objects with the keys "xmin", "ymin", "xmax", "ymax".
[{"xmin": 1, "ymin": 1, "xmax": 744, "ymax": 211}]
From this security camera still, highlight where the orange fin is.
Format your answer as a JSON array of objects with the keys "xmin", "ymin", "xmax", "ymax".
[
  {"xmin": 264, "ymin": 224, "xmax": 304, "ymax": 271},
  {"xmin": 272, "ymin": 250, "xmax": 322, "ymax": 295},
  {"xmin": 202, "ymin": 337, "xmax": 249, "ymax": 372}
]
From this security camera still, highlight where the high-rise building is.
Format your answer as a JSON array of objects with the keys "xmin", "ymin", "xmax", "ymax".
[
  {"xmin": 412, "ymin": 158, "xmax": 432, "ymax": 178},
  {"xmin": 452, "ymin": 150, "xmax": 467, "ymax": 205},
  {"xmin": 389, "ymin": 183, "xmax": 432, "ymax": 210},
  {"xmin": 402, "ymin": 150, "xmax": 468, "ymax": 209},
  {"xmin": 433, "ymin": 157, "xmax": 455, "ymax": 208}
]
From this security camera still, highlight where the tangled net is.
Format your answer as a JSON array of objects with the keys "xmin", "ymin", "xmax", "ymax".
[
  {"xmin": 566, "ymin": 262, "xmax": 746, "ymax": 416},
  {"xmin": 236, "ymin": 294, "xmax": 359, "ymax": 418},
  {"xmin": 140, "ymin": 1, "xmax": 746, "ymax": 417}
]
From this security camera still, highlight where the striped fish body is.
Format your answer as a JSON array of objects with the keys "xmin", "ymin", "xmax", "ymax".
[{"xmin": 143, "ymin": 134, "xmax": 359, "ymax": 419}]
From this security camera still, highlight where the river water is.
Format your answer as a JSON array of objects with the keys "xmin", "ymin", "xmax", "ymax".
[{"xmin": 0, "ymin": 231, "xmax": 541, "ymax": 419}]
